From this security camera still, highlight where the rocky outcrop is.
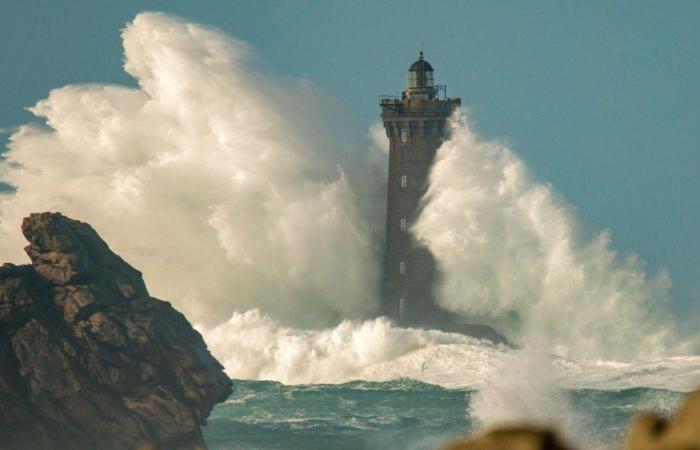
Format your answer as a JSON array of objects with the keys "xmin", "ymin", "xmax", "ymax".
[{"xmin": 0, "ymin": 212, "xmax": 231, "ymax": 450}]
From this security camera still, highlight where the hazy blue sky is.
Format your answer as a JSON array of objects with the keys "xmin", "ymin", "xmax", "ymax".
[{"xmin": 2, "ymin": 0, "xmax": 699, "ymax": 312}]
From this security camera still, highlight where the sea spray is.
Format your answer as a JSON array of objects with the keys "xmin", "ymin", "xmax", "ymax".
[
  {"xmin": 469, "ymin": 342, "xmax": 574, "ymax": 428},
  {"xmin": 0, "ymin": 12, "xmax": 381, "ymax": 327},
  {"xmin": 413, "ymin": 109, "xmax": 690, "ymax": 359},
  {"xmin": 467, "ymin": 340, "xmax": 588, "ymax": 447}
]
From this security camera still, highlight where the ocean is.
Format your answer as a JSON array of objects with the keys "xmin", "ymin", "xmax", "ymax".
[
  {"xmin": 199, "ymin": 312, "xmax": 700, "ymax": 449},
  {"xmin": 1, "ymin": 9, "xmax": 697, "ymax": 450},
  {"xmin": 203, "ymin": 379, "xmax": 684, "ymax": 450}
]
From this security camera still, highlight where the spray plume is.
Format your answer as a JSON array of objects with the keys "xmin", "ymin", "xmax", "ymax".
[
  {"xmin": 414, "ymin": 110, "xmax": 688, "ymax": 359},
  {"xmin": 0, "ymin": 12, "xmax": 380, "ymax": 327}
]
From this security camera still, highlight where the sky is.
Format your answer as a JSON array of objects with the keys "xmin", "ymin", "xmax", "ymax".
[{"xmin": 1, "ymin": 0, "xmax": 699, "ymax": 313}]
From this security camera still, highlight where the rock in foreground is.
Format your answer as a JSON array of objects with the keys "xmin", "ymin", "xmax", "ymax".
[
  {"xmin": 625, "ymin": 387, "xmax": 700, "ymax": 450},
  {"xmin": 441, "ymin": 426, "xmax": 571, "ymax": 450},
  {"xmin": 442, "ymin": 388, "xmax": 700, "ymax": 450},
  {"xmin": 0, "ymin": 212, "xmax": 231, "ymax": 450}
]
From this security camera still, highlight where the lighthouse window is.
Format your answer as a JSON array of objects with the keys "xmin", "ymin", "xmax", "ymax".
[
  {"xmin": 408, "ymin": 72, "xmax": 417, "ymax": 88},
  {"xmin": 401, "ymin": 175, "xmax": 407, "ymax": 188},
  {"xmin": 400, "ymin": 218, "xmax": 407, "ymax": 231},
  {"xmin": 399, "ymin": 261, "xmax": 406, "ymax": 275},
  {"xmin": 408, "ymin": 71, "xmax": 434, "ymax": 89},
  {"xmin": 424, "ymin": 71, "xmax": 434, "ymax": 87},
  {"xmin": 401, "ymin": 129, "xmax": 408, "ymax": 143}
]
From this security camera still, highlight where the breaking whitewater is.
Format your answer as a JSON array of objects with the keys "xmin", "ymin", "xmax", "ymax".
[
  {"xmin": 199, "ymin": 312, "xmax": 700, "ymax": 449},
  {"xmin": 2, "ymin": 12, "xmax": 699, "ymax": 450}
]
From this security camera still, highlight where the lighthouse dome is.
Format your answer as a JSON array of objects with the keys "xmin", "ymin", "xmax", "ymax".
[
  {"xmin": 409, "ymin": 56, "xmax": 433, "ymax": 72},
  {"xmin": 407, "ymin": 52, "xmax": 434, "ymax": 90}
]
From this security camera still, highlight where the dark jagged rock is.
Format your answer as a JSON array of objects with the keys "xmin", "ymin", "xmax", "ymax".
[{"xmin": 0, "ymin": 212, "xmax": 231, "ymax": 450}]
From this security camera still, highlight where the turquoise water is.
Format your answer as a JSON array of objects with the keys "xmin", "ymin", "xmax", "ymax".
[{"xmin": 203, "ymin": 379, "xmax": 683, "ymax": 450}]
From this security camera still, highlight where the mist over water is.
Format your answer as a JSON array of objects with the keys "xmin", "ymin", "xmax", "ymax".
[{"xmin": 1, "ymin": 13, "xmax": 699, "ymax": 444}]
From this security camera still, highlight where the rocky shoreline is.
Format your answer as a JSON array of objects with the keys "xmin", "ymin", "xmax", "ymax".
[{"xmin": 0, "ymin": 212, "xmax": 231, "ymax": 450}]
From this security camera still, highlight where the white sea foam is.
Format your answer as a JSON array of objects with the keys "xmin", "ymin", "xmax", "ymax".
[{"xmin": 200, "ymin": 310, "xmax": 700, "ymax": 392}]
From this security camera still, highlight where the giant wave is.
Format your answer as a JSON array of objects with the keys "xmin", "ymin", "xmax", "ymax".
[{"xmin": 1, "ymin": 13, "xmax": 699, "ymax": 444}]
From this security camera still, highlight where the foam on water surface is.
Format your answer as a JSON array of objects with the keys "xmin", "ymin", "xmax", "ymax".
[
  {"xmin": 200, "ymin": 310, "xmax": 700, "ymax": 392},
  {"xmin": 203, "ymin": 379, "xmax": 685, "ymax": 450}
]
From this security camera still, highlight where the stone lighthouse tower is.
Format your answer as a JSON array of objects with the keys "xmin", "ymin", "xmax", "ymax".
[{"xmin": 380, "ymin": 52, "xmax": 461, "ymax": 327}]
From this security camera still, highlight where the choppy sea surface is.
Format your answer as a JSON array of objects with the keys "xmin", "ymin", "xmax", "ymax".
[{"xmin": 203, "ymin": 379, "xmax": 684, "ymax": 450}]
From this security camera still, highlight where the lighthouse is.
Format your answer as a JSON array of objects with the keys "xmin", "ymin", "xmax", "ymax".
[{"xmin": 379, "ymin": 52, "xmax": 461, "ymax": 327}]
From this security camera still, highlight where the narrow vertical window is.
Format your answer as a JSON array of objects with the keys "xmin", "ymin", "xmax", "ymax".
[
  {"xmin": 400, "ymin": 218, "xmax": 407, "ymax": 231},
  {"xmin": 401, "ymin": 175, "xmax": 407, "ymax": 188},
  {"xmin": 399, "ymin": 261, "xmax": 406, "ymax": 275},
  {"xmin": 401, "ymin": 128, "xmax": 408, "ymax": 143}
]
